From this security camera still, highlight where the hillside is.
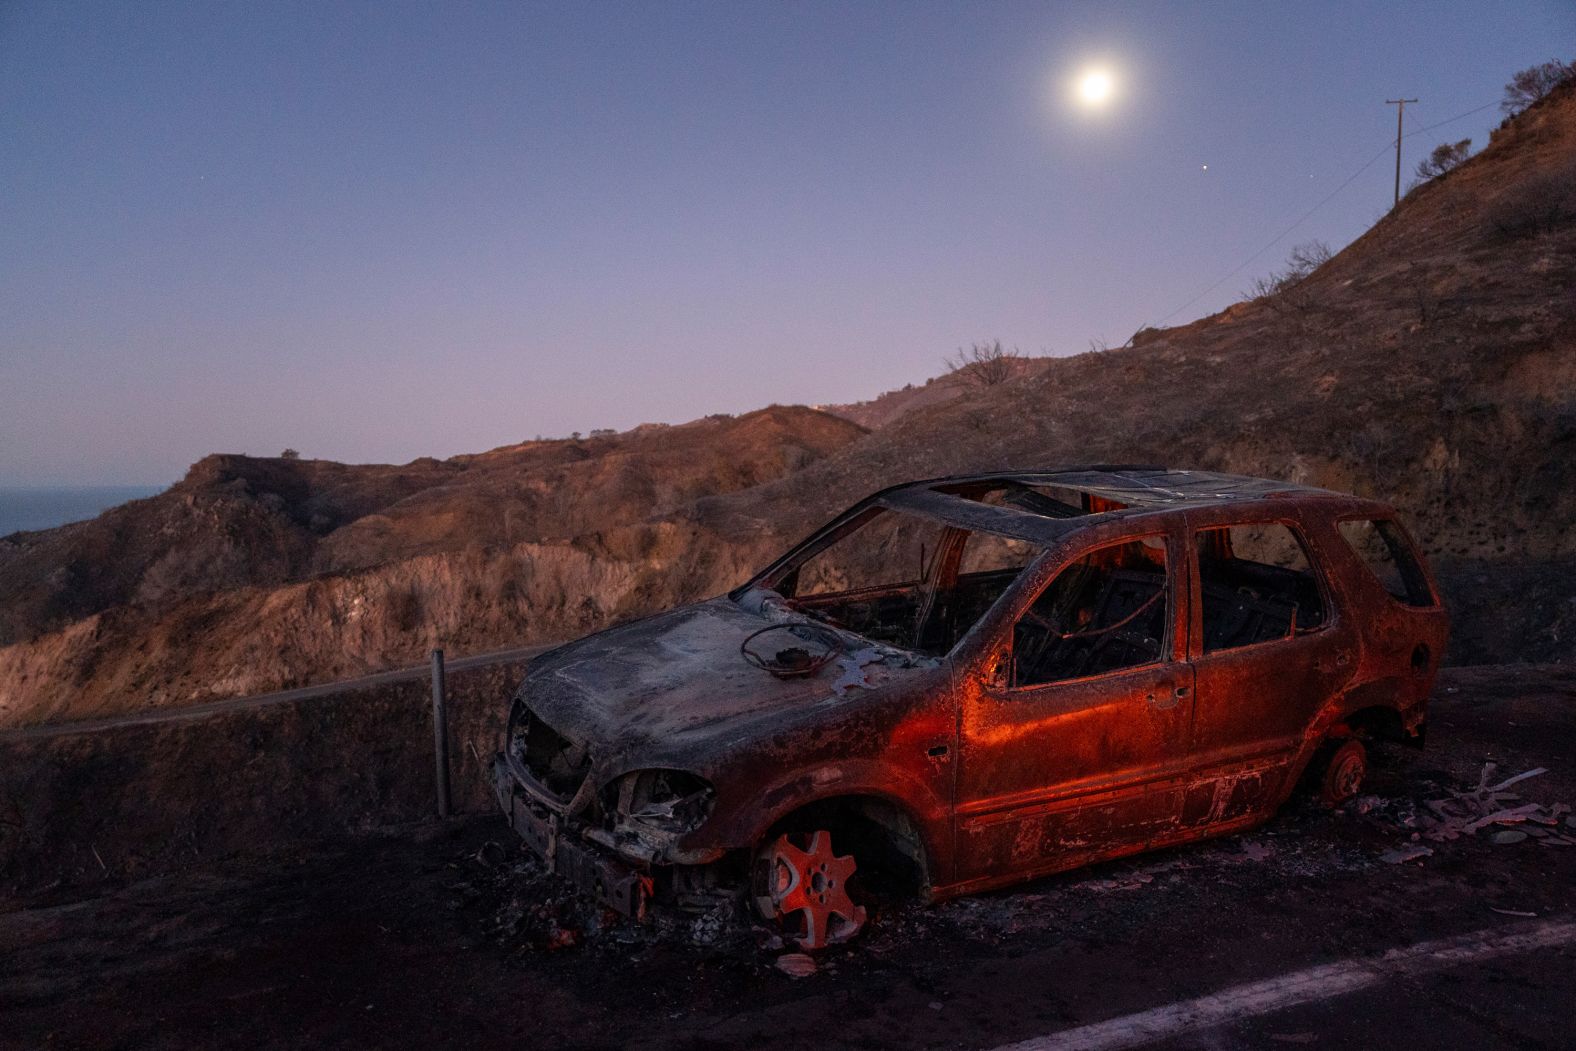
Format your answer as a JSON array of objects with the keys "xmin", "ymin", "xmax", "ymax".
[
  {"xmin": 0, "ymin": 407, "xmax": 864, "ymax": 725},
  {"xmin": 2, "ymin": 82, "xmax": 1574, "ymax": 728}
]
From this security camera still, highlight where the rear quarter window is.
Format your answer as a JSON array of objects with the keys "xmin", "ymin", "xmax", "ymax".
[
  {"xmin": 1196, "ymin": 522, "xmax": 1328, "ymax": 653},
  {"xmin": 1337, "ymin": 518, "xmax": 1436, "ymax": 607}
]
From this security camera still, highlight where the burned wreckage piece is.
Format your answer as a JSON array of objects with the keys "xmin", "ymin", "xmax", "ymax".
[{"xmin": 492, "ymin": 467, "xmax": 1448, "ymax": 949}]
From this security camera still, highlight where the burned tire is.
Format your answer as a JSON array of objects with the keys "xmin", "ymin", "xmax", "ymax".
[
  {"xmin": 752, "ymin": 829, "xmax": 867, "ymax": 950},
  {"xmin": 1317, "ymin": 738, "xmax": 1368, "ymax": 807}
]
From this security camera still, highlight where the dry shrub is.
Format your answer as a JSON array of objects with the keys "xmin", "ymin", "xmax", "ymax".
[
  {"xmin": 944, "ymin": 339, "xmax": 1021, "ymax": 388},
  {"xmin": 1414, "ymin": 139, "xmax": 1471, "ymax": 184},
  {"xmin": 1501, "ymin": 59, "xmax": 1575, "ymax": 117}
]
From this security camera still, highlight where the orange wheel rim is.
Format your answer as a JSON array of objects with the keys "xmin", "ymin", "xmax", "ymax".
[{"xmin": 756, "ymin": 829, "xmax": 867, "ymax": 950}]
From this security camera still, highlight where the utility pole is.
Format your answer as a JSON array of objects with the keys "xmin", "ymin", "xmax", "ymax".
[{"xmin": 1386, "ymin": 97, "xmax": 1419, "ymax": 207}]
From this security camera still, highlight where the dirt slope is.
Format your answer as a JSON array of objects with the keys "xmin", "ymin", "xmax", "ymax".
[{"xmin": 2, "ymin": 83, "xmax": 1573, "ymax": 727}]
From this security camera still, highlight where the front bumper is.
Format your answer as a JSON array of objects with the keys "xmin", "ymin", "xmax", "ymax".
[{"xmin": 491, "ymin": 754, "xmax": 652, "ymax": 919}]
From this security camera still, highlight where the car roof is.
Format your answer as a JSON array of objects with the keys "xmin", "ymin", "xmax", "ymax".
[{"xmin": 872, "ymin": 466, "xmax": 1368, "ymax": 545}]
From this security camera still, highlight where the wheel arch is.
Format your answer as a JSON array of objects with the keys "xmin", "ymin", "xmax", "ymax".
[
  {"xmin": 1283, "ymin": 680, "xmax": 1413, "ymax": 793},
  {"xmin": 1311, "ymin": 677, "xmax": 1423, "ymax": 746},
  {"xmin": 1341, "ymin": 704, "xmax": 1408, "ymax": 742}
]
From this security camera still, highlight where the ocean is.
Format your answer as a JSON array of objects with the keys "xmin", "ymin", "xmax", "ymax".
[{"xmin": 0, "ymin": 486, "xmax": 167, "ymax": 537}]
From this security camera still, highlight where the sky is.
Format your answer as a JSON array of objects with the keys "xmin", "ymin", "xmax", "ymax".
[{"xmin": 2, "ymin": 1, "xmax": 1572, "ymax": 485}]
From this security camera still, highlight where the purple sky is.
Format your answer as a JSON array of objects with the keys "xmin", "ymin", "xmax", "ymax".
[{"xmin": 2, "ymin": 1, "xmax": 1571, "ymax": 485}]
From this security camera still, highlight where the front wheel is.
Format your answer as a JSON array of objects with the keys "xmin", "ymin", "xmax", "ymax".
[
  {"xmin": 752, "ymin": 829, "xmax": 867, "ymax": 950},
  {"xmin": 1317, "ymin": 738, "xmax": 1368, "ymax": 807}
]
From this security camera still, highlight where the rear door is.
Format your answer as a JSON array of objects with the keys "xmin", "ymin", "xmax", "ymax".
[{"xmin": 1181, "ymin": 509, "xmax": 1356, "ymax": 826}]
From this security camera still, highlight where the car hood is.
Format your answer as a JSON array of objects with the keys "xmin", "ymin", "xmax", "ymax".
[{"xmin": 516, "ymin": 596, "xmax": 933, "ymax": 771}]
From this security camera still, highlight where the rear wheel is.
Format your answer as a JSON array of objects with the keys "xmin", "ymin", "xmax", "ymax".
[
  {"xmin": 1317, "ymin": 738, "xmax": 1368, "ymax": 807},
  {"xmin": 752, "ymin": 829, "xmax": 867, "ymax": 950}
]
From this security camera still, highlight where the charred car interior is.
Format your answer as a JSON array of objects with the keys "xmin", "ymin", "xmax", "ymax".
[{"xmin": 492, "ymin": 467, "xmax": 1448, "ymax": 949}]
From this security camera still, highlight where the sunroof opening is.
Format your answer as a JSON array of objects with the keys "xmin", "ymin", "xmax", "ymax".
[{"xmin": 932, "ymin": 479, "xmax": 1127, "ymax": 519}]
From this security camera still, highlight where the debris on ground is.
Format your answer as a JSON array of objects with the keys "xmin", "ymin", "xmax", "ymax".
[
  {"xmin": 1360, "ymin": 763, "xmax": 1576, "ymax": 864},
  {"xmin": 1350, "ymin": 795, "xmax": 1383, "ymax": 815},
  {"xmin": 1240, "ymin": 840, "xmax": 1275, "ymax": 863},
  {"xmin": 1413, "ymin": 763, "xmax": 1574, "ymax": 846},
  {"xmin": 1072, "ymin": 871, "xmax": 1157, "ymax": 892},
  {"xmin": 775, "ymin": 952, "xmax": 818, "ymax": 978},
  {"xmin": 1380, "ymin": 844, "xmax": 1434, "ymax": 864},
  {"xmin": 447, "ymin": 839, "xmax": 628, "ymax": 952}
]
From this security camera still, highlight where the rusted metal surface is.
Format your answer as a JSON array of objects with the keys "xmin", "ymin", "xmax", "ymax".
[{"xmin": 491, "ymin": 467, "xmax": 1448, "ymax": 942}]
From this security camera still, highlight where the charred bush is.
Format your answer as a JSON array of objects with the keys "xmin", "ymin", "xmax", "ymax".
[
  {"xmin": 944, "ymin": 339, "xmax": 1022, "ymax": 388},
  {"xmin": 1243, "ymin": 241, "xmax": 1333, "ymax": 328}
]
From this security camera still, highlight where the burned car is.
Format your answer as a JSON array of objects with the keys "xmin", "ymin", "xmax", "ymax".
[{"xmin": 492, "ymin": 467, "xmax": 1446, "ymax": 948}]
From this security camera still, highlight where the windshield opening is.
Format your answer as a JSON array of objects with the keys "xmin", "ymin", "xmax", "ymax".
[{"xmin": 760, "ymin": 507, "xmax": 1043, "ymax": 656}]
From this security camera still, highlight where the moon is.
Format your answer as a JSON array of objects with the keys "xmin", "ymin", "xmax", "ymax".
[{"xmin": 1076, "ymin": 68, "xmax": 1115, "ymax": 107}]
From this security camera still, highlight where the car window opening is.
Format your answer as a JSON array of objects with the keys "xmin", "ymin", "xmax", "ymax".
[
  {"xmin": 1197, "ymin": 523, "xmax": 1328, "ymax": 653},
  {"xmin": 1337, "ymin": 518, "xmax": 1436, "ymax": 607},
  {"xmin": 766, "ymin": 508, "xmax": 1042, "ymax": 657},
  {"xmin": 1011, "ymin": 537, "xmax": 1170, "ymax": 687}
]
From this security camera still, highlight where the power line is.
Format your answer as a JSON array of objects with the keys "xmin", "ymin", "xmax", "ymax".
[
  {"xmin": 1154, "ymin": 142, "xmax": 1391, "ymax": 326},
  {"xmin": 1150, "ymin": 97, "xmax": 1503, "ymax": 329},
  {"xmin": 1406, "ymin": 99, "xmax": 1499, "ymax": 138}
]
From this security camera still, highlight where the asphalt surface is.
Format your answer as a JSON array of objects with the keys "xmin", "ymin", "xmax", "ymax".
[{"xmin": 2, "ymin": 664, "xmax": 1573, "ymax": 1050}]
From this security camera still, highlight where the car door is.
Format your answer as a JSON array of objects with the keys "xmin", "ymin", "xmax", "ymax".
[
  {"xmin": 951, "ymin": 525, "xmax": 1195, "ymax": 891},
  {"xmin": 1181, "ymin": 509, "xmax": 1357, "ymax": 827}
]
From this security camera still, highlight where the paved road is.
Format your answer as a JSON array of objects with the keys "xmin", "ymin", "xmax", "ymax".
[
  {"xmin": 0, "ymin": 643, "xmax": 554, "ymax": 743},
  {"xmin": 2, "ymin": 665, "xmax": 1572, "ymax": 1050}
]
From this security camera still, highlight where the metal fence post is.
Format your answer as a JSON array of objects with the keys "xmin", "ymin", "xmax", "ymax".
[{"xmin": 431, "ymin": 648, "xmax": 451, "ymax": 819}]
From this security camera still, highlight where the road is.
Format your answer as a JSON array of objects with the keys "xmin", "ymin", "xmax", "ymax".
[
  {"xmin": 0, "ymin": 643, "xmax": 554, "ymax": 743},
  {"xmin": 2, "ymin": 664, "xmax": 1573, "ymax": 1050}
]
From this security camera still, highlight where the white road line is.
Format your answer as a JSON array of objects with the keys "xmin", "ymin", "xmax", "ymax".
[{"xmin": 988, "ymin": 918, "xmax": 1576, "ymax": 1051}]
